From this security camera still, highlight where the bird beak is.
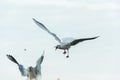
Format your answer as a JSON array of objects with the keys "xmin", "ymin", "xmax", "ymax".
[
  {"xmin": 54, "ymin": 46, "xmax": 57, "ymax": 50},
  {"xmin": 55, "ymin": 48, "xmax": 57, "ymax": 50}
]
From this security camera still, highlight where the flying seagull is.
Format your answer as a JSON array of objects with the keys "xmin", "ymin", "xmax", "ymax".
[
  {"xmin": 33, "ymin": 18, "xmax": 99, "ymax": 58},
  {"xmin": 6, "ymin": 51, "xmax": 44, "ymax": 80}
]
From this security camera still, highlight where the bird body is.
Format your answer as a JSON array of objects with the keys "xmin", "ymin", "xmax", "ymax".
[
  {"xmin": 33, "ymin": 18, "xmax": 99, "ymax": 58},
  {"xmin": 28, "ymin": 67, "xmax": 37, "ymax": 80},
  {"xmin": 6, "ymin": 52, "xmax": 44, "ymax": 80}
]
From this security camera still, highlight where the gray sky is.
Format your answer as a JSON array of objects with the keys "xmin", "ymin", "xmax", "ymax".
[{"xmin": 0, "ymin": 0, "xmax": 120, "ymax": 80}]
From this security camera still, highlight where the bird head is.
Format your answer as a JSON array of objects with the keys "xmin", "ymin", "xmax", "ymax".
[
  {"xmin": 55, "ymin": 45, "xmax": 60, "ymax": 50},
  {"xmin": 28, "ymin": 66, "xmax": 33, "ymax": 72}
]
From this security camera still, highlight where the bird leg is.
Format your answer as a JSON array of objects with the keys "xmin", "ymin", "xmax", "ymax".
[
  {"xmin": 63, "ymin": 50, "xmax": 66, "ymax": 54},
  {"xmin": 66, "ymin": 50, "xmax": 69, "ymax": 58},
  {"xmin": 63, "ymin": 49, "xmax": 69, "ymax": 58}
]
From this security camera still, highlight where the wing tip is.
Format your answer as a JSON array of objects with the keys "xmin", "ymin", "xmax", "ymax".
[
  {"xmin": 95, "ymin": 36, "xmax": 100, "ymax": 39},
  {"xmin": 6, "ymin": 54, "xmax": 19, "ymax": 65},
  {"xmin": 6, "ymin": 54, "xmax": 12, "ymax": 58},
  {"xmin": 32, "ymin": 18, "xmax": 43, "ymax": 25},
  {"xmin": 32, "ymin": 18, "xmax": 36, "ymax": 21}
]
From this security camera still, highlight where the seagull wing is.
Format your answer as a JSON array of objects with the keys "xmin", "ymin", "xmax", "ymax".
[
  {"xmin": 33, "ymin": 18, "xmax": 61, "ymax": 43},
  {"xmin": 35, "ymin": 51, "xmax": 44, "ymax": 75},
  {"xmin": 6, "ymin": 54, "xmax": 27, "ymax": 76},
  {"xmin": 70, "ymin": 36, "xmax": 99, "ymax": 46},
  {"xmin": 18, "ymin": 64, "xmax": 27, "ymax": 76}
]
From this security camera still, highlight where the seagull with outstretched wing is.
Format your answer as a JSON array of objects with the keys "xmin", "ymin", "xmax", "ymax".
[
  {"xmin": 6, "ymin": 51, "xmax": 44, "ymax": 80},
  {"xmin": 33, "ymin": 18, "xmax": 99, "ymax": 58}
]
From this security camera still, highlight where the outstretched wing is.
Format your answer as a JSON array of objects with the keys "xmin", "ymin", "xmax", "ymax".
[
  {"xmin": 6, "ymin": 54, "xmax": 27, "ymax": 76},
  {"xmin": 33, "ymin": 18, "xmax": 61, "ymax": 43},
  {"xmin": 18, "ymin": 64, "xmax": 27, "ymax": 76},
  {"xmin": 6, "ymin": 54, "xmax": 19, "ymax": 65},
  {"xmin": 35, "ymin": 51, "xmax": 44, "ymax": 75},
  {"xmin": 70, "ymin": 36, "xmax": 99, "ymax": 46}
]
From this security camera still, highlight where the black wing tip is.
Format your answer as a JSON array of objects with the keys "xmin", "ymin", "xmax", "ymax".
[
  {"xmin": 32, "ymin": 18, "xmax": 41, "ymax": 24},
  {"xmin": 32, "ymin": 18, "xmax": 36, "ymax": 21},
  {"xmin": 6, "ymin": 54, "xmax": 12, "ymax": 58},
  {"xmin": 41, "ymin": 50, "xmax": 45, "ymax": 59},
  {"xmin": 6, "ymin": 54, "xmax": 19, "ymax": 64},
  {"xmin": 94, "ymin": 36, "xmax": 100, "ymax": 39}
]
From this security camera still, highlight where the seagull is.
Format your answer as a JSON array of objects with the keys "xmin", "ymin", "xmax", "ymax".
[
  {"xmin": 6, "ymin": 51, "xmax": 44, "ymax": 80},
  {"xmin": 33, "ymin": 18, "xmax": 99, "ymax": 58}
]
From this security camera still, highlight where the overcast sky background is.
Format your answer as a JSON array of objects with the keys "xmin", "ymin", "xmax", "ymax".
[{"xmin": 0, "ymin": 0, "xmax": 120, "ymax": 80}]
